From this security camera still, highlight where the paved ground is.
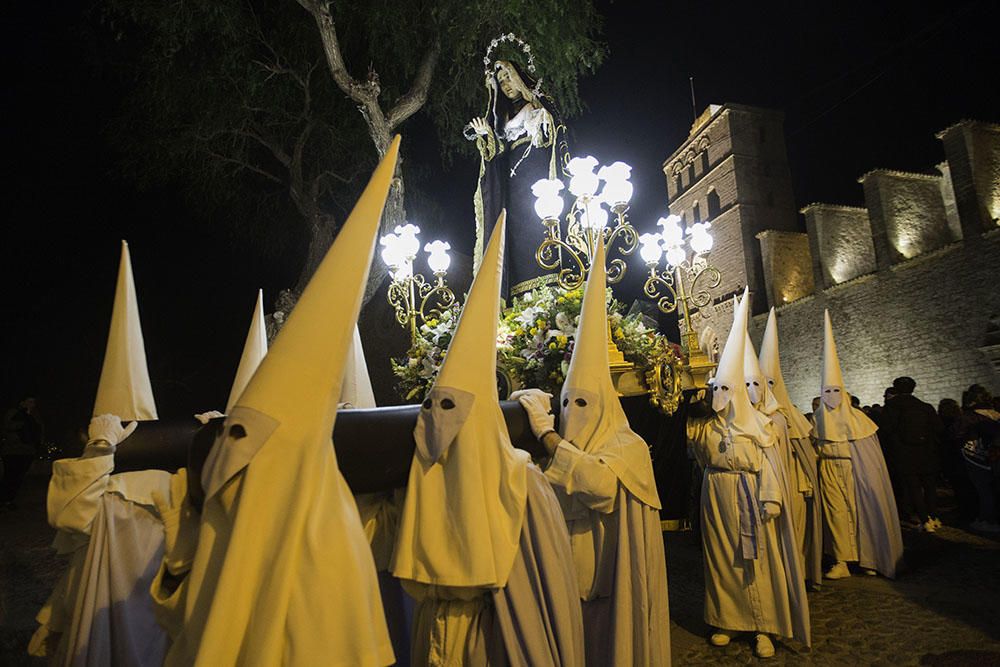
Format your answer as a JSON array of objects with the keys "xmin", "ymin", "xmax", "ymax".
[{"xmin": 3, "ymin": 468, "xmax": 999, "ymax": 665}]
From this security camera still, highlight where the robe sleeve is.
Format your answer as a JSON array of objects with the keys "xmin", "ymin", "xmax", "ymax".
[
  {"xmin": 759, "ymin": 452, "xmax": 783, "ymax": 506},
  {"xmin": 47, "ymin": 455, "xmax": 114, "ymax": 535},
  {"xmin": 544, "ymin": 441, "xmax": 619, "ymax": 513},
  {"xmin": 150, "ymin": 469, "xmax": 199, "ymax": 641}
]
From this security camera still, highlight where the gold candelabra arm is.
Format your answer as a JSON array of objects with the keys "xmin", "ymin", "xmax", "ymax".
[
  {"xmin": 605, "ymin": 208, "xmax": 638, "ymax": 257},
  {"xmin": 386, "ymin": 278, "xmax": 413, "ymax": 329},
  {"xmin": 418, "ymin": 274, "xmax": 457, "ymax": 323},
  {"xmin": 643, "ymin": 267, "xmax": 680, "ymax": 314},
  {"xmin": 536, "ymin": 218, "xmax": 587, "ymax": 291},
  {"xmin": 685, "ymin": 263, "xmax": 722, "ymax": 310}
]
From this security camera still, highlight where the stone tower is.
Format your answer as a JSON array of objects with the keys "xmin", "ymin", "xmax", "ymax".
[{"xmin": 662, "ymin": 104, "xmax": 798, "ymax": 355}]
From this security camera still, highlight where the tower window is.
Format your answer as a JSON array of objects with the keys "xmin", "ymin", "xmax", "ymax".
[
  {"xmin": 707, "ymin": 188, "xmax": 720, "ymax": 219},
  {"xmin": 693, "ymin": 201, "xmax": 701, "ymax": 223}
]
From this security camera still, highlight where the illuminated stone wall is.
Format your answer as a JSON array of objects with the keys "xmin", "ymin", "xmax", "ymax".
[
  {"xmin": 749, "ymin": 232, "xmax": 1000, "ymax": 412},
  {"xmin": 661, "ymin": 112, "xmax": 999, "ymax": 411},
  {"xmin": 756, "ymin": 230, "xmax": 814, "ymax": 308},
  {"xmin": 937, "ymin": 120, "xmax": 1000, "ymax": 236},
  {"xmin": 800, "ymin": 204, "xmax": 876, "ymax": 287},
  {"xmin": 859, "ymin": 170, "xmax": 958, "ymax": 265}
]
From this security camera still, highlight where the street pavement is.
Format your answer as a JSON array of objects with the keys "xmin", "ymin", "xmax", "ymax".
[{"xmin": 3, "ymin": 469, "xmax": 999, "ymax": 665}]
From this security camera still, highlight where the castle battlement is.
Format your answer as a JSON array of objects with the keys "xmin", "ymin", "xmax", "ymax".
[{"xmin": 664, "ymin": 104, "xmax": 1000, "ymax": 409}]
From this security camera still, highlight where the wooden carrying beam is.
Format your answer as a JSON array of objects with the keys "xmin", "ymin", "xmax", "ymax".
[{"xmin": 113, "ymin": 401, "xmax": 546, "ymax": 495}]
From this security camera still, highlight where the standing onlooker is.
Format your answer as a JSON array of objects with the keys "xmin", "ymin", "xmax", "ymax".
[
  {"xmin": 937, "ymin": 398, "xmax": 975, "ymax": 521},
  {"xmin": 879, "ymin": 377, "xmax": 943, "ymax": 531},
  {"xmin": 1, "ymin": 395, "xmax": 43, "ymax": 509},
  {"xmin": 951, "ymin": 385, "xmax": 1000, "ymax": 532}
]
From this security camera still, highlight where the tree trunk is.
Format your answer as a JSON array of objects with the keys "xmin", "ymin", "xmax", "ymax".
[{"xmin": 294, "ymin": 213, "xmax": 338, "ymax": 294}]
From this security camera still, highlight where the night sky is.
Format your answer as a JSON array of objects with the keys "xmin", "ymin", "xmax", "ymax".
[{"xmin": 3, "ymin": 1, "xmax": 997, "ymax": 445}]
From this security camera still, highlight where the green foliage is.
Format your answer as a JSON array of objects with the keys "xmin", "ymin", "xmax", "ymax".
[
  {"xmin": 100, "ymin": 0, "xmax": 604, "ymax": 250},
  {"xmin": 393, "ymin": 284, "xmax": 674, "ymax": 401}
]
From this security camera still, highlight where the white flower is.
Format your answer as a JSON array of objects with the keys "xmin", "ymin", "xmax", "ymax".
[{"xmin": 554, "ymin": 311, "xmax": 577, "ymax": 336}]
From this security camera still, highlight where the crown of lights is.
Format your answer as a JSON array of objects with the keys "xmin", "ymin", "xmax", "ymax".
[{"xmin": 483, "ymin": 33, "xmax": 543, "ymax": 99}]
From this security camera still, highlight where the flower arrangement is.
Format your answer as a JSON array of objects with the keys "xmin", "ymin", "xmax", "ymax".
[{"xmin": 392, "ymin": 285, "xmax": 681, "ymax": 400}]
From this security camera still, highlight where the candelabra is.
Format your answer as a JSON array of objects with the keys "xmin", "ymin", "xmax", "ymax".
[
  {"xmin": 531, "ymin": 156, "xmax": 638, "ymax": 291},
  {"xmin": 640, "ymin": 214, "xmax": 721, "ymax": 387},
  {"xmin": 380, "ymin": 224, "xmax": 456, "ymax": 343}
]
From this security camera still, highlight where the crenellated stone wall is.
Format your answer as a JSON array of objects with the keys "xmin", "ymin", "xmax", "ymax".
[
  {"xmin": 749, "ymin": 232, "xmax": 1000, "ymax": 412},
  {"xmin": 661, "ymin": 109, "xmax": 999, "ymax": 411},
  {"xmin": 800, "ymin": 204, "xmax": 877, "ymax": 288}
]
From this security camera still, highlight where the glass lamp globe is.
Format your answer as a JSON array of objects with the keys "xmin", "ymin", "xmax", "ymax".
[
  {"xmin": 599, "ymin": 178, "xmax": 633, "ymax": 207},
  {"xmin": 665, "ymin": 245, "xmax": 687, "ymax": 268},
  {"xmin": 597, "ymin": 162, "xmax": 633, "ymax": 206},
  {"xmin": 657, "ymin": 215, "xmax": 684, "ymax": 247},
  {"xmin": 567, "ymin": 155, "xmax": 600, "ymax": 198},
  {"xmin": 639, "ymin": 233, "xmax": 663, "ymax": 264},
  {"xmin": 379, "ymin": 232, "xmax": 401, "ymax": 268},
  {"xmin": 689, "ymin": 221, "xmax": 714, "ymax": 255},
  {"xmin": 394, "ymin": 224, "xmax": 421, "ymax": 259},
  {"xmin": 579, "ymin": 199, "xmax": 608, "ymax": 231},
  {"xmin": 424, "ymin": 240, "xmax": 451, "ymax": 274},
  {"xmin": 531, "ymin": 178, "xmax": 566, "ymax": 219}
]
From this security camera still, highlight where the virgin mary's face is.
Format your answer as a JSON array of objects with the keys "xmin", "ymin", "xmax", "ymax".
[{"xmin": 495, "ymin": 63, "xmax": 524, "ymax": 101}]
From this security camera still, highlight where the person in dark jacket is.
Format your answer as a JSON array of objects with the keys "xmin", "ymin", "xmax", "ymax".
[
  {"xmin": 879, "ymin": 377, "xmax": 943, "ymax": 531},
  {"xmin": 950, "ymin": 385, "xmax": 1000, "ymax": 532},
  {"xmin": 1, "ymin": 395, "xmax": 42, "ymax": 509}
]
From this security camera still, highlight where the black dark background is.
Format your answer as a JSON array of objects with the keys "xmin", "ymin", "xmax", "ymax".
[{"xmin": 3, "ymin": 1, "xmax": 997, "ymax": 446}]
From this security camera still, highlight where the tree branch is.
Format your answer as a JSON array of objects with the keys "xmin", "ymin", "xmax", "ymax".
[{"xmin": 387, "ymin": 42, "xmax": 440, "ymax": 131}]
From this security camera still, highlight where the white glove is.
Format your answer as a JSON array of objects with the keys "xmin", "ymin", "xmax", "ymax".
[
  {"xmin": 760, "ymin": 501, "xmax": 781, "ymax": 522},
  {"xmin": 87, "ymin": 414, "xmax": 138, "ymax": 448},
  {"xmin": 509, "ymin": 388, "xmax": 555, "ymax": 439},
  {"xmin": 194, "ymin": 410, "xmax": 225, "ymax": 425}
]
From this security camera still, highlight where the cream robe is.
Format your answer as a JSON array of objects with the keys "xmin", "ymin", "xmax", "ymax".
[
  {"xmin": 688, "ymin": 418, "xmax": 810, "ymax": 646},
  {"xmin": 402, "ymin": 463, "xmax": 585, "ymax": 667},
  {"xmin": 29, "ymin": 454, "xmax": 173, "ymax": 666},
  {"xmin": 816, "ymin": 434, "xmax": 904, "ymax": 577},
  {"xmin": 163, "ymin": 408, "xmax": 394, "ymax": 667},
  {"xmin": 769, "ymin": 412, "xmax": 823, "ymax": 585},
  {"xmin": 545, "ymin": 441, "xmax": 671, "ymax": 666},
  {"xmin": 355, "ymin": 490, "xmax": 412, "ymax": 666}
]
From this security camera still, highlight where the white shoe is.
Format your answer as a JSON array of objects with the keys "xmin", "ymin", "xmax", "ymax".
[
  {"xmin": 755, "ymin": 634, "xmax": 775, "ymax": 658},
  {"xmin": 921, "ymin": 520, "xmax": 937, "ymax": 533},
  {"xmin": 709, "ymin": 630, "xmax": 733, "ymax": 646},
  {"xmin": 929, "ymin": 516, "xmax": 943, "ymax": 529},
  {"xmin": 862, "ymin": 568, "xmax": 878, "ymax": 576},
  {"xmin": 824, "ymin": 561, "xmax": 851, "ymax": 579}
]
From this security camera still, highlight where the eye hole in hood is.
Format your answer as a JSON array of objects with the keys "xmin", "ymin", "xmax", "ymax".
[{"xmin": 414, "ymin": 386, "xmax": 476, "ymax": 465}]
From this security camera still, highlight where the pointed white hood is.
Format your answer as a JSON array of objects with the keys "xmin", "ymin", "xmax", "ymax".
[
  {"xmin": 744, "ymin": 331, "xmax": 781, "ymax": 415},
  {"xmin": 559, "ymin": 236, "xmax": 660, "ymax": 509},
  {"xmin": 710, "ymin": 287, "xmax": 771, "ymax": 443},
  {"xmin": 340, "ymin": 327, "xmax": 376, "ymax": 409},
  {"xmin": 813, "ymin": 310, "xmax": 877, "ymax": 441},
  {"xmin": 93, "ymin": 240, "xmax": 157, "ymax": 421},
  {"xmin": 226, "ymin": 289, "xmax": 267, "ymax": 413},
  {"xmin": 759, "ymin": 308, "xmax": 813, "ymax": 438},
  {"xmin": 178, "ymin": 137, "xmax": 401, "ymax": 666},
  {"xmin": 392, "ymin": 211, "xmax": 529, "ymax": 588}
]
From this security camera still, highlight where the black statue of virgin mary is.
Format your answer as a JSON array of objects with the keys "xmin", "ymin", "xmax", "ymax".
[{"xmin": 469, "ymin": 58, "xmax": 569, "ymax": 298}]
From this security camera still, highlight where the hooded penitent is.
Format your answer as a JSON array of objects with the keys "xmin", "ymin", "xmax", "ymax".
[
  {"xmin": 93, "ymin": 240, "xmax": 157, "ymax": 421},
  {"xmin": 690, "ymin": 285, "xmax": 810, "ymax": 648},
  {"xmin": 743, "ymin": 330, "xmax": 781, "ymax": 416},
  {"xmin": 758, "ymin": 308, "xmax": 813, "ymax": 439},
  {"xmin": 225, "ymin": 289, "xmax": 267, "ymax": 413},
  {"xmin": 165, "ymin": 138, "xmax": 401, "ymax": 666},
  {"xmin": 341, "ymin": 326, "xmax": 377, "ymax": 409},
  {"xmin": 758, "ymin": 307, "xmax": 824, "ymax": 585},
  {"xmin": 558, "ymin": 237, "xmax": 660, "ymax": 509},
  {"xmin": 711, "ymin": 287, "xmax": 771, "ymax": 444},
  {"xmin": 393, "ymin": 211, "xmax": 529, "ymax": 588},
  {"xmin": 813, "ymin": 310, "xmax": 877, "ymax": 442}
]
